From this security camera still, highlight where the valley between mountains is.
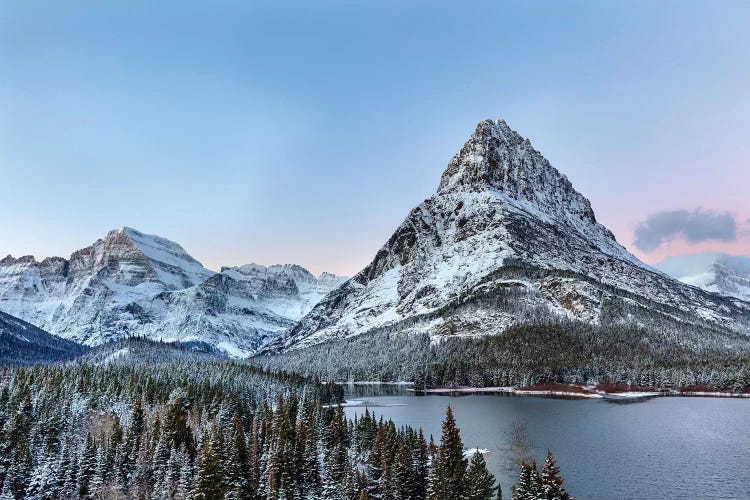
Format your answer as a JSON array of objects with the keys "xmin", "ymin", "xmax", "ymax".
[{"xmin": 2, "ymin": 120, "xmax": 750, "ymax": 392}]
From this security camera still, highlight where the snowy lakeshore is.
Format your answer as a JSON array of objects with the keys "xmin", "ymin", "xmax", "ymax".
[{"xmin": 406, "ymin": 384, "xmax": 750, "ymax": 400}]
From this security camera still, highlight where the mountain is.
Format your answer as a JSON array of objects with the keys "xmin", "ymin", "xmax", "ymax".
[
  {"xmin": 656, "ymin": 252, "xmax": 750, "ymax": 302},
  {"xmin": 0, "ymin": 227, "xmax": 345, "ymax": 356},
  {"xmin": 0, "ymin": 310, "xmax": 87, "ymax": 365},
  {"xmin": 269, "ymin": 119, "xmax": 750, "ymax": 352}
]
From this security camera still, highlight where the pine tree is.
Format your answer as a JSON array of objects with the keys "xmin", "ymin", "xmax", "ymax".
[
  {"xmin": 164, "ymin": 395, "xmax": 193, "ymax": 455},
  {"xmin": 2, "ymin": 439, "xmax": 31, "ymax": 499},
  {"xmin": 465, "ymin": 451, "xmax": 497, "ymax": 500},
  {"xmin": 120, "ymin": 397, "xmax": 145, "ymax": 485},
  {"xmin": 411, "ymin": 429, "xmax": 430, "ymax": 500},
  {"xmin": 226, "ymin": 413, "xmax": 250, "ymax": 498},
  {"xmin": 540, "ymin": 451, "xmax": 570, "ymax": 500},
  {"xmin": 78, "ymin": 434, "xmax": 98, "ymax": 498},
  {"xmin": 25, "ymin": 460, "xmax": 58, "ymax": 500},
  {"xmin": 367, "ymin": 428, "xmax": 386, "ymax": 499},
  {"xmin": 512, "ymin": 462, "xmax": 542, "ymax": 500},
  {"xmin": 322, "ymin": 443, "xmax": 349, "ymax": 500},
  {"xmin": 392, "ymin": 443, "xmax": 414, "ymax": 499},
  {"xmin": 151, "ymin": 434, "xmax": 172, "ymax": 499},
  {"xmin": 248, "ymin": 421, "xmax": 262, "ymax": 499},
  {"xmin": 301, "ymin": 418, "xmax": 321, "ymax": 497},
  {"xmin": 192, "ymin": 434, "xmax": 225, "ymax": 500},
  {"xmin": 60, "ymin": 439, "xmax": 79, "ymax": 499},
  {"xmin": 91, "ymin": 440, "xmax": 108, "ymax": 494},
  {"xmin": 177, "ymin": 447, "xmax": 194, "ymax": 498},
  {"xmin": 429, "ymin": 406, "xmax": 467, "ymax": 500}
]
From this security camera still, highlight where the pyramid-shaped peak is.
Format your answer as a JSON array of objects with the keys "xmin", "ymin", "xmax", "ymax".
[
  {"xmin": 100, "ymin": 226, "xmax": 214, "ymax": 289},
  {"xmin": 438, "ymin": 119, "xmax": 598, "ymax": 228}
]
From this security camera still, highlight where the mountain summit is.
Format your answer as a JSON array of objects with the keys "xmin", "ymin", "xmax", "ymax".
[
  {"xmin": 657, "ymin": 252, "xmax": 750, "ymax": 302},
  {"xmin": 0, "ymin": 228, "xmax": 345, "ymax": 355},
  {"xmin": 439, "ymin": 120, "xmax": 598, "ymax": 225},
  {"xmin": 270, "ymin": 119, "xmax": 750, "ymax": 351}
]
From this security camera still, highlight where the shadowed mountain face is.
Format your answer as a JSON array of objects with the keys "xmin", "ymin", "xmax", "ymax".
[
  {"xmin": 0, "ymin": 227, "xmax": 346, "ymax": 356},
  {"xmin": 269, "ymin": 120, "xmax": 750, "ymax": 352},
  {"xmin": 0, "ymin": 310, "xmax": 86, "ymax": 365}
]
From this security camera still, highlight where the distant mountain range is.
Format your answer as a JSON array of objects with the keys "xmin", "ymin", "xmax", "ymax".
[
  {"xmin": 0, "ymin": 227, "xmax": 346, "ymax": 356},
  {"xmin": 3, "ymin": 120, "xmax": 750, "ymax": 371},
  {"xmin": 267, "ymin": 119, "xmax": 750, "ymax": 352},
  {"xmin": 0, "ymin": 310, "xmax": 86, "ymax": 365},
  {"xmin": 656, "ymin": 252, "xmax": 750, "ymax": 302}
]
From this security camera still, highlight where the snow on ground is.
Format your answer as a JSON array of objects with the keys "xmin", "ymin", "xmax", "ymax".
[
  {"xmin": 216, "ymin": 341, "xmax": 252, "ymax": 359},
  {"xmin": 512, "ymin": 389, "xmax": 603, "ymax": 399},
  {"xmin": 602, "ymin": 392, "xmax": 661, "ymax": 399},
  {"xmin": 464, "ymin": 448, "xmax": 490, "ymax": 457},
  {"xmin": 411, "ymin": 386, "xmax": 515, "ymax": 394},
  {"xmin": 103, "ymin": 348, "xmax": 129, "ymax": 364},
  {"xmin": 413, "ymin": 385, "xmax": 750, "ymax": 400},
  {"xmin": 325, "ymin": 400, "xmax": 409, "ymax": 408}
]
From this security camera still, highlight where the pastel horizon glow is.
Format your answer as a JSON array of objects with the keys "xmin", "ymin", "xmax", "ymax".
[{"xmin": 2, "ymin": 1, "xmax": 749, "ymax": 277}]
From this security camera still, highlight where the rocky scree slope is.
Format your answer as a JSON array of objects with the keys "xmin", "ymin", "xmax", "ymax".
[{"xmin": 269, "ymin": 119, "xmax": 750, "ymax": 351}]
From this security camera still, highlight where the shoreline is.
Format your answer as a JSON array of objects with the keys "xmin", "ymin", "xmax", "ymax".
[
  {"xmin": 408, "ymin": 384, "xmax": 750, "ymax": 400},
  {"xmin": 338, "ymin": 380, "xmax": 750, "ymax": 400}
]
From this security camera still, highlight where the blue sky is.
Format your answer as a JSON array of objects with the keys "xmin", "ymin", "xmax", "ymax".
[{"xmin": 1, "ymin": 1, "xmax": 749, "ymax": 275}]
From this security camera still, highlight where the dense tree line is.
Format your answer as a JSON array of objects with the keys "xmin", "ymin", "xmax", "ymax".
[
  {"xmin": 254, "ymin": 320, "xmax": 750, "ymax": 391},
  {"xmin": 0, "ymin": 356, "xmax": 572, "ymax": 499},
  {"xmin": 0, "ymin": 360, "xmax": 338, "ymax": 498}
]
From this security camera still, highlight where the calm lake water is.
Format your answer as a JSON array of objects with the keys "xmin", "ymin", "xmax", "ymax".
[{"xmin": 342, "ymin": 385, "xmax": 750, "ymax": 500}]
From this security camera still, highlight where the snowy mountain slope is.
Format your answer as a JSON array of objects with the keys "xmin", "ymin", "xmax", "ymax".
[
  {"xmin": 221, "ymin": 264, "xmax": 348, "ymax": 319},
  {"xmin": 656, "ymin": 252, "xmax": 750, "ymax": 302},
  {"xmin": 269, "ymin": 119, "xmax": 750, "ymax": 351},
  {"xmin": 122, "ymin": 226, "xmax": 215, "ymax": 289},
  {"xmin": 0, "ymin": 310, "xmax": 87, "ymax": 365},
  {"xmin": 0, "ymin": 228, "xmax": 345, "ymax": 356}
]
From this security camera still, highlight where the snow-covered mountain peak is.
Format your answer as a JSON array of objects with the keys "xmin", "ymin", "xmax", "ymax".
[
  {"xmin": 268, "ymin": 120, "xmax": 750, "ymax": 352},
  {"xmin": 111, "ymin": 226, "xmax": 215, "ymax": 289},
  {"xmin": 1, "ymin": 255, "xmax": 37, "ymax": 265},
  {"xmin": 1, "ymin": 228, "xmax": 348, "ymax": 355},
  {"xmin": 233, "ymin": 263, "xmax": 315, "ymax": 281},
  {"xmin": 656, "ymin": 252, "xmax": 750, "ymax": 302},
  {"xmin": 438, "ymin": 119, "xmax": 601, "ymax": 233}
]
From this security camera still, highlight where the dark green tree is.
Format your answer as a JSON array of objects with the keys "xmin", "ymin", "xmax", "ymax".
[
  {"xmin": 540, "ymin": 451, "xmax": 570, "ymax": 500},
  {"xmin": 192, "ymin": 433, "xmax": 225, "ymax": 500},
  {"xmin": 465, "ymin": 451, "xmax": 497, "ymax": 500},
  {"xmin": 393, "ymin": 443, "xmax": 414, "ymax": 499},
  {"xmin": 429, "ymin": 406, "xmax": 467, "ymax": 499},
  {"xmin": 512, "ymin": 462, "xmax": 542, "ymax": 500},
  {"xmin": 78, "ymin": 434, "xmax": 98, "ymax": 498}
]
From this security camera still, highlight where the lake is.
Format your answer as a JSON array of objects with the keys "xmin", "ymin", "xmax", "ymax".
[{"xmin": 342, "ymin": 385, "xmax": 750, "ymax": 500}]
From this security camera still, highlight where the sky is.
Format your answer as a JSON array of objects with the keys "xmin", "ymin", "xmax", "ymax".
[{"xmin": 1, "ymin": 1, "xmax": 749, "ymax": 276}]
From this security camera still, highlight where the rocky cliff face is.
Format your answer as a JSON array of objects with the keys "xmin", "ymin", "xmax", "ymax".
[
  {"xmin": 0, "ymin": 227, "xmax": 345, "ymax": 356},
  {"xmin": 270, "ymin": 120, "xmax": 750, "ymax": 351}
]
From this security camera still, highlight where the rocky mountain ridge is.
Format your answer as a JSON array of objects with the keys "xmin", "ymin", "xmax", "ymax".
[
  {"xmin": 657, "ymin": 252, "xmax": 750, "ymax": 302},
  {"xmin": 268, "ymin": 119, "xmax": 750, "ymax": 351},
  {"xmin": 0, "ymin": 227, "xmax": 345, "ymax": 356}
]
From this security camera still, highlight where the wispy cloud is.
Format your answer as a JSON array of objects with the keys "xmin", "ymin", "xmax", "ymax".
[{"xmin": 634, "ymin": 209, "xmax": 737, "ymax": 252}]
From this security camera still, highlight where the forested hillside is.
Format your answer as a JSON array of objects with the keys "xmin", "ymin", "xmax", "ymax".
[
  {"xmin": 0, "ymin": 311, "xmax": 86, "ymax": 366},
  {"xmin": 254, "ymin": 320, "xmax": 750, "ymax": 391}
]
